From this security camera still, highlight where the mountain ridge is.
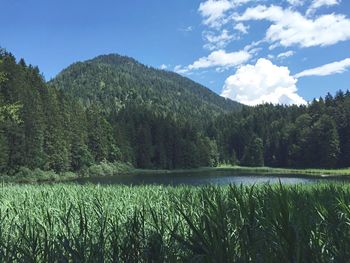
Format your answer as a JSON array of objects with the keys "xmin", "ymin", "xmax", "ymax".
[{"xmin": 50, "ymin": 53, "xmax": 242, "ymax": 122}]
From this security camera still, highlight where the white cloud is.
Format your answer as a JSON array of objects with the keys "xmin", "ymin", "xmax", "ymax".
[
  {"xmin": 295, "ymin": 57, "xmax": 350, "ymax": 78},
  {"xmin": 235, "ymin": 5, "xmax": 350, "ymax": 48},
  {"xmin": 175, "ymin": 49, "xmax": 251, "ymax": 74},
  {"xmin": 234, "ymin": 22, "xmax": 249, "ymax": 34},
  {"xmin": 243, "ymin": 40, "xmax": 263, "ymax": 52},
  {"xmin": 277, "ymin": 50, "xmax": 295, "ymax": 59},
  {"xmin": 307, "ymin": 0, "xmax": 341, "ymax": 15},
  {"xmin": 174, "ymin": 65, "xmax": 189, "ymax": 74},
  {"xmin": 179, "ymin": 26, "xmax": 194, "ymax": 32},
  {"xmin": 188, "ymin": 49, "xmax": 251, "ymax": 70},
  {"xmin": 198, "ymin": 0, "xmax": 252, "ymax": 28},
  {"xmin": 203, "ymin": 30, "xmax": 235, "ymax": 50},
  {"xmin": 199, "ymin": 0, "xmax": 234, "ymax": 28},
  {"xmin": 160, "ymin": 64, "xmax": 168, "ymax": 70},
  {"xmin": 286, "ymin": 0, "xmax": 304, "ymax": 6},
  {"xmin": 221, "ymin": 58, "xmax": 306, "ymax": 105}
]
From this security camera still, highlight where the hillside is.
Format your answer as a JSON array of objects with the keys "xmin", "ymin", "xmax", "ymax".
[
  {"xmin": 0, "ymin": 50, "xmax": 222, "ymax": 172},
  {"xmin": 50, "ymin": 54, "xmax": 241, "ymax": 121}
]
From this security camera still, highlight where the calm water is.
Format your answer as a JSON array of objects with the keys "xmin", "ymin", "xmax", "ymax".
[{"xmin": 74, "ymin": 170, "xmax": 339, "ymax": 186}]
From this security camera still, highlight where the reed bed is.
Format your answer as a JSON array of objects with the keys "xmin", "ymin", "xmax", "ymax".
[{"xmin": 0, "ymin": 183, "xmax": 349, "ymax": 262}]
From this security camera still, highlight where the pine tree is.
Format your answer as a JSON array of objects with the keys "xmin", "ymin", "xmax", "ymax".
[
  {"xmin": 136, "ymin": 123, "xmax": 152, "ymax": 168},
  {"xmin": 310, "ymin": 114, "xmax": 340, "ymax": 168},
  {"xmin": 241, "ymin": 137, "xmax": 264, "ymax": 167}
]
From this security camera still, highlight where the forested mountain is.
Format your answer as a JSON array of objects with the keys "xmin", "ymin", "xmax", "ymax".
[
  {"xmin": 1, "ymin": 48, "xmax": 350, "ymax": 177},
  {"xmin": 0, "ymin": 49, "xmax": 220, "ymax": 174},
  {"xmin": 50, "ymin": 54, "xmax": 241, "ymax": 124}
]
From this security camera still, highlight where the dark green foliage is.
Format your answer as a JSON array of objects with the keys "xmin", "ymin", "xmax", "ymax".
[
  {"xmin": 309, "ymin": 114, "xmax": 340, "ymax": 167},
  {"xmin": 0, "ymin": 133, "xmax": 8, "ymax": 171},
  {"xmin": 0, "ymin": 50, "xmax": 83, "ymax": 173},
  {"xmin": 1, "ymin": 183, "xmax": 350, "ymax": 262},
  {"xmin": 50, "ymin": 54, "xmax": 242, "ymax": 124},
  {"xmin": 0, "ymin": 49, "xmax": 220, "ymax": 174},
  {"xmin": 212, "ymin": 96, "xmax": 350, "ymax": 168},
  {"xmin": 241, "ymin": 136, "xmax": 264, "ymax": 166},
  {"xmin": 1, "ymin": 48, "xmax": 350, "ymax": 173}
]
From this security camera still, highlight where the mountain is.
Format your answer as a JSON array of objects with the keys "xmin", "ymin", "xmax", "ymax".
[
  {"xmin": 0, "ymin": 49, "xmax": 348, "ymax": 175},
  {"xmin": 0, "ymin": 49, "xmax": 224, "ymax": 172},
  {"xmin": 50, "ymin": 54, "xmax": 242, "ymax": 122}
]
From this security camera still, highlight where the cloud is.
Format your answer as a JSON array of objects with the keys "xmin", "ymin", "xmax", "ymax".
[
  {"xmin": 306, "ymin": 0, "xmax": 340, "ymax": 16},
  {"xmin": 179, "ymin": 26, "xmax": 194, "ymax": 32},
  {"xmin": 188, "ymin": 49, "xmax": 251, "ymax": 70},
  {"xmin": 221, "ymin": 58, "xmax": 306, "ymax": 105},
  {"xmin": 277, "ymin": 50, "xmax": 295, "ymax": 59},
  {"xmin": 307, "ymin": 0, "xmax": 341, "ymax": 15},
  {"xmin": 174, "ymin": 49, "xmax": 251, "ymax": 74},
  {"xmin": 198, "ymin": 0, "xmax": 234, "ymax": 28},
  {"xmin": 234, "ymin": 22, "xmax": 249, "ymax": 34},
  {"xmin": 235, "ymin": 5, "xmax": 350, "ymax": 48},
  {"xmin": 198, "ymin": 0, "xmax": 252, "ymax": 28},
  {"xmin": 295, "ymin": 57, "xmax": 350, "ymax": 78},
  {"xmin": 286, "ymin": 0, "xmax": 304, "ymax": 6},
  {"xmin": 243, "ymin": 40, "xmax": 263, "ymax": 52},
  {"xmin": 203, "ymin": 30, "xmax": 235, "ymax": 50},
  {"xmin": 310, "ymin": 0, "xmax": 340, "ymax": 8},
  {"xmin": 174, "ymin": 65, "xmax": 190, "ymax": 74},
  {"xmin": 160, "ymin": 64, "xmax": 168, "ymax": 70}
]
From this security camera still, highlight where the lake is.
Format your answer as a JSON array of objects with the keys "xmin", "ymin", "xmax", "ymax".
[{"xmin": 74, "ymin": 170, "xmax": 342, "ymax": 186}]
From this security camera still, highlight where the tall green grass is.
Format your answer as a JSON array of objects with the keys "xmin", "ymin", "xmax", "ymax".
[{"xmin": 0, "ymin": 183, "xmax": 350, "ymax": 262}]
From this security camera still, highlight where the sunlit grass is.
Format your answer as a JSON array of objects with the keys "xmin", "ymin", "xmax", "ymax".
[{"xmin": 0, "ymin": 183, "xmax": 350, "ymax": 262}]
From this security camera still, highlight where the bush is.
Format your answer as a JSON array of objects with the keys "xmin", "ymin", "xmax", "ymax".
[
  {"xmin": 15, "ymin": 166, "xmax": 33, "ymax": 178},
  {"xmin": 85, "ymin": 161, "xmax": 132, "ymax": 177},
  {"xmin": 1, "ymin": 161, "xmax": 133, "ymax": 183},
  {"xmin": 60, "ymin": 171, "xmax": 77, "ymax": 180},
  {"xmin": 14, "ymin": 167, "xmax": 62, "ymax": 182}
]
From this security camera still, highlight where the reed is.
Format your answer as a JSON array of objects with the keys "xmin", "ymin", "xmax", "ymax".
[{"xmin": 0, "ymin": 183, "xmax": 349, "ymax": 262}]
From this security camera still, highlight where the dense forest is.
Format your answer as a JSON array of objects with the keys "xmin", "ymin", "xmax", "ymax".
[
  {"xmin": 0, "ymin": 49, "xmax": 220, "ymax": 174},
  {"xmin": 0, "ymin": 48, "xmax": 349, "ymax": 176},
  {"xmin": 50, "ymin": 54, "xmax": 242, "ymax": 126},
  {"xmin": 213, "ymin": 95, "xmax": 349, "ymax": 168}
]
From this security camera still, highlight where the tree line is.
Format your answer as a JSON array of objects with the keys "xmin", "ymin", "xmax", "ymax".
[
  {"xmin": 0, "ymin": 49, "xmax": 349, "ymax": 176},
  {"xmin": 212, "ymin": 94, "xmax": 348, "ymax": 168}
]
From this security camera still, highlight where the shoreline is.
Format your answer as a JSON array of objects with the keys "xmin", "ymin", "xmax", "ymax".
[
  {"xmin": 2, "ymin": 165, "xmax": 350, "ymax": 184},
  {"xmin": 133, "ymin": 165, "xmax": 350, "ymax": 177}
]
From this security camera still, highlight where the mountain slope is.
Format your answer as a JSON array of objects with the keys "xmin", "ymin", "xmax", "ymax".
[
  {"xmin": 0, "ymin": 49, "xmax": 223, "ymax": 171},
  {"xmin": 50, "ymin": 54, "xmax": 241, "ymax": 121}
]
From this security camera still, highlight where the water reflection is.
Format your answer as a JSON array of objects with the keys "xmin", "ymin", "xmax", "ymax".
[{"xmin": 74, "ymin": 170, "xmax": 332, "ymax": 186}]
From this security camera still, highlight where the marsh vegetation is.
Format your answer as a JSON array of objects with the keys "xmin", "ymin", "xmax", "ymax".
[{"xmin": 1, "ymin": 183, "xmax": 350, "ymax": 262}]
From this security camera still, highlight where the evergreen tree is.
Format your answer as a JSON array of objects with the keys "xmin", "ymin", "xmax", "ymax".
[
  {"xmin": 289, "ymin": 113, "xmax": 312, "ymax": 167},
  {"xmin": 241, "ymin": 137, "xmax": 264, "ymax": 167},
  {"xmin": 136, "ymin": 124, "xmax": 153, "ymax": 168},
  {"xmin": 42, "ymin": 89, "xmax": 70, "ymax": 172},
  {"xmin": 310, "ymin": 114, "xmax": 340, "ymax": 168}
]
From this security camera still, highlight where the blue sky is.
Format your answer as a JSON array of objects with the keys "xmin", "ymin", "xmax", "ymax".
[{"xmin": 1, "ymin": 0, "xmax": 350, "ymax": 105}]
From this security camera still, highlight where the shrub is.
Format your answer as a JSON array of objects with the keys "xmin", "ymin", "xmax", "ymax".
[{"xmin": 85, "ymin": 161, "xmax": 132, "ymax": 177}]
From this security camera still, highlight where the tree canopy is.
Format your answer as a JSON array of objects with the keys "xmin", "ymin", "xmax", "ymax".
[{"xmin": 0, "ymin": 48, "xmax": 349, "ymax": 176}]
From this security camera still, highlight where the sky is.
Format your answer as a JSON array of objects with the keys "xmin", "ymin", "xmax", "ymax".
[{"xmin": 1, "ymin": 0, "xmax": 350, "ymax": 105}]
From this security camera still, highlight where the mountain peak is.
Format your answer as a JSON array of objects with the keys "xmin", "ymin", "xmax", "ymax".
[
  {"xmin": 50, "ymin": 54, "xmax": 242, "ymax": 122},
  {"xmin": 90, "ymin": 54, "xmax": 138, "ymax": 66}
]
